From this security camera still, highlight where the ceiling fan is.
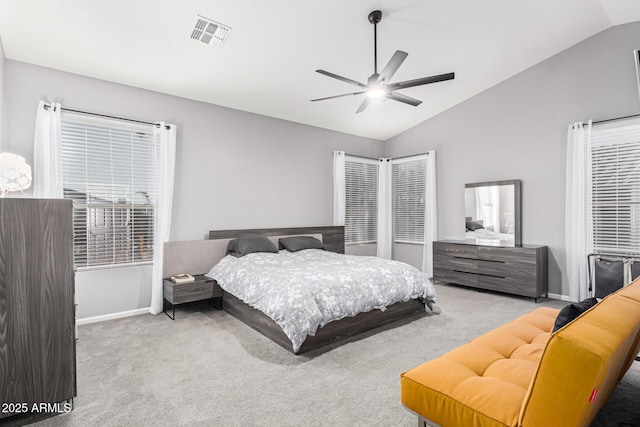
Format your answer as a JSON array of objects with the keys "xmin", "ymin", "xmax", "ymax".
[{"xmin": 311, "ymin": 10, "xmax": 455, "ymax": 114}]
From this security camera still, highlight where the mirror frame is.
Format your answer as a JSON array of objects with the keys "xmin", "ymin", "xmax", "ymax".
[{"xmin": 465, "ymin": 179, "xmax": 522, "ymax": 247}]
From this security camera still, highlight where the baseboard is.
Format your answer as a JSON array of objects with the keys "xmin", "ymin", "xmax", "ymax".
[
  {"xmin": 77, "ymin": 307, "xmax": 150, "ymax": 325},
  {"xmin": 547, "ymin": 293, "xmax": 572, "ymax": 302}
]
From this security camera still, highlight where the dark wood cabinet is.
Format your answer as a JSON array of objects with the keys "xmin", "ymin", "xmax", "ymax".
[
  {"xmin": 433, "ymin": 240, "xmax": 548, "ymax": 301},
  {"xmin": 0, "ymin": 199, "xmax": 76, "ymax": 419},
  {"xmin": 163, "ymin": 274, "xmax": 223, "ymax": 319}
]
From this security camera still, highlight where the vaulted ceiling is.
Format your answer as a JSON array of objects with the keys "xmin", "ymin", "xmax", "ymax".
[{"xmin": 1, "ymin": 0, "xmax": 639, "ymax": 140}]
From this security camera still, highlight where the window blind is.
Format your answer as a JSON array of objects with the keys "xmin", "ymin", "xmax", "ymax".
[
  {"xmin": 345, "ymin": 158, "xmax": 378, "ymax": 244},
  {"xmin": 393, "ymin": 157, "xmax": 426, "ymax": 243},
  {"xmin": 60, "ymin": 116, "xmax": 158, "ymax": 269},
  {"xmin": 590, "ymin": 122, "xmax": 640, "ymax": 254}
]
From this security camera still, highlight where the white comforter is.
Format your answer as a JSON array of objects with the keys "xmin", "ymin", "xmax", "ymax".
[{"xmin": 206, "ymin": 249, "xmax": 436, "ymax": 352}]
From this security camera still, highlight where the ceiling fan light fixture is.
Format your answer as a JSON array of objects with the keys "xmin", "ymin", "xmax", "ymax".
[{"xmin": 366, "ymin": 87, "xmax": 387, "ymax": 99}]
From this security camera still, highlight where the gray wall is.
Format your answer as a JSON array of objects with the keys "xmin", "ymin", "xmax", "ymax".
[
  {"xmin": 5, "ymin": 60, "xmax": 383, "ymax": 318},
  {"xmin": 0, "ymin": 35, "xmax": 6, "ymax": 150},
  {"xmin": 385, "ymin": 22, "xmax": 640, "ymax": 297}
]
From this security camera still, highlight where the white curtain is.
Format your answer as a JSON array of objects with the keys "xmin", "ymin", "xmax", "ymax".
[
  {"xmin": 475, "ymin": 186, "xmax": 500, "ymax": 232},
  {"xmin": 422, "ymin": 151, "xmax": 437, "ymax": 276},
  {"xmin": 150, "ymin": 123, "xmax": 177, "ymax": 315},
  {"xmin": 332, "ymin": 151, "xmax": 345, "ymax": 226},
  {"xmin": 33, "ymin": 100, "xmax": 63, "ymax": 198},
  {"xmin": 565, "ymin": 121, "xmax": 593, "ymax": 302},
  {"xmin": 377, "ymin": 158, "xmax": 392, "ymax": 259}
]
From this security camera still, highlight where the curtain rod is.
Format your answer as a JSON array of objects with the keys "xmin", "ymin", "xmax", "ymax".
[
  {"xmin": 345, "ymin": 153, "xmax": 378, "ymax": 161},
  {"xmin": 393, "ymin": 152, "xmax": 428, "ymax": 160},
  {"xmin": 345, "ymin": 152, "xmax": 428, "ymax": 162},
  {"xmin": 43, "ymin": 103, "xmax": 170, "ymax": 129},
  {"xmin": 591, "ymin": 112, "xmax": 640, "ymax": 126}
]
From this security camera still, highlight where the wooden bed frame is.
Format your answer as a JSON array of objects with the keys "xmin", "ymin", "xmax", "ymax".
[{"xmin": 207, "ymin": 226, "xmax": 427, "ymax": 354}]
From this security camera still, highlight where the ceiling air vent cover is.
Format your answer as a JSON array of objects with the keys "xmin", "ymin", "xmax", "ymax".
[{"xmin": 190, "ymin": 15, "xmax": 231, "ymax": 48}]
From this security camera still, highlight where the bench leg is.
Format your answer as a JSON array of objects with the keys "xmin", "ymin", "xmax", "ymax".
[{"xmin": 419, "ymin": 415, "xmax": 442, "ymax": 427}]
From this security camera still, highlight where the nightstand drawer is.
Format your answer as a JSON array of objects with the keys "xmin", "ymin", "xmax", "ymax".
[
  {"xmin": 172, "ymin": 281, "xmax": 214, "ymax": 304},
  {"xmin": 163, "ymin": 278, "xmax": 219, "ymax": 304}
]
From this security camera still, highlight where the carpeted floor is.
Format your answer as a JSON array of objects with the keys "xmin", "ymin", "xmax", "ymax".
[{"xmin": 22, "ymin": 284, "xmax": 640, "ymax": 427}]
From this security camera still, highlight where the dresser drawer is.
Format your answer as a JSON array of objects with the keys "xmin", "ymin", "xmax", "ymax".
[
  {"xmin": 434, "ymin": 242, "xmax": 478, "ymax": 259},
  {"xmin": 477, "ymin": 258, "xmax": 537, "ymax": 279},
  {"xmin": 434, "ymin": 268, "xmax": 478, "ymax": 287},
  {"xmin": 477, "ymin": 246, "xmax": 536, "ymax": 262},
  {"xmin": 477, "ymin": 275, "xmax": 538, "ymax": 297},
  {"xmin": 434, "ymin": 254, "xmax": 478, "ymax": 274}
]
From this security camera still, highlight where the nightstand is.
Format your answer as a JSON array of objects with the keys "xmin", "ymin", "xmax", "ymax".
[{"xmin": 163, "ymin": 274, "xmax": 223, "ymax": 320}]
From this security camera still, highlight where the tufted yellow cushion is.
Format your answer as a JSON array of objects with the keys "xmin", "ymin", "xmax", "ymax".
[{"xmin": 401, "ymin": 307, "xmax": 558, "ymax": 427}]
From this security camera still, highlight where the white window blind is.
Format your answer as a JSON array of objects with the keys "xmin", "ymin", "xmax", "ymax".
[
  {"xmin": 345, "ymin": 158, "xmax": 378, "ymax": 244},
  {"xmin": 590, "ymin": 122, "xmax": 640, "ymax": 254},
  {"xmin": 393, "ymin": 157, "xmax": 426, "ymax": 243},
  {"xmin": 60, "ymin": 115, "xmax": 158, "ymax": 269}
]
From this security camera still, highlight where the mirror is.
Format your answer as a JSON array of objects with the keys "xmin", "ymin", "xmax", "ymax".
[{"xmin": 464, "ymin": 179, "xmax": 521, "ymax": 247}]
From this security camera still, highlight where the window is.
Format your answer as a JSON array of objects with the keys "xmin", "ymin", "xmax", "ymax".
[
  {"xmin": 60, "ymin": 115, "xmax": 157, "ymax": 269},
  {"xmin": 590, "ymin": 121, "xmax": 640, "ymax": 254},
  {"xmin": 345, "ymin": 157, "xmax": 378, "ymax": 244},
  {"xmin": 392, "ymin": 157, "xmax": 426, "ymax": 243}
]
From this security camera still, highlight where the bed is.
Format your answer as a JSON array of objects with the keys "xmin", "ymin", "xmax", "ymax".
[
  {"xmin": 163, "ymin": 226, "xmax": 436, "ymax": 354},
  {"xmin": 464, "ymin": 217, "xmax": 514, "ymax": 245}
]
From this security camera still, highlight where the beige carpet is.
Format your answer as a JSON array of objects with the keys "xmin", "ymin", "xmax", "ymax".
[{"xmin": 23, "ymin": 284, "xmax": 640, "ymax": 427}]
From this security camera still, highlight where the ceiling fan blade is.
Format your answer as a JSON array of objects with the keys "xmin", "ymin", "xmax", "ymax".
[
  {"xmin": 387, "ymin": 72, "xmax": 455, "ymax": 91},
  {"xmin": 378, "ymin": 50, "xmax": 408, "ymax": 83},
  {"xmin": 311, "ymin": 92, "xmax": 365, "ymax": 102},
  {"xmin": 356, "ymin": 97, "xmax": 371, "ymax": 114},
  {"xmin": 316, "ymin": 70, "xmax": 367, "ymax": 88},
  {"xmin": 387, "ymin": 91, "xmax": 422, "ymax": 107}
]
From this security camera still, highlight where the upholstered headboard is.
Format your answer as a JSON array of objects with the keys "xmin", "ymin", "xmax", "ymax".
[{"xmin": 162, "ymin": 226, "xmax": 344, "ymax": 278}]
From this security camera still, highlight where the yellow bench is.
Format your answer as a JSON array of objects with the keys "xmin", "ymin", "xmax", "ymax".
[{"xmin": 401, "ymin": 279, "xmax": 640, "ymax": 427}]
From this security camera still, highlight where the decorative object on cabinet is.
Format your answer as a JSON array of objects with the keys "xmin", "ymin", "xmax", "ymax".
[
  {"xmin": 433, "ymin": 240, "xmax": 548, "ymax": 302},
  {"xmin": 464, "ymin": 179, "xmax": 521, "ymax": 246},
  {"xmin": 0, "ymin": 199, "xmax": 76, "ymax": 420},
  {"xmin": 0, "ymin": 153, "xmax": 32, "ymax": 196}
]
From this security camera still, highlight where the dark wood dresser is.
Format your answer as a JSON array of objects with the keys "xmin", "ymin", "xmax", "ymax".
[
  {"xmin": 433, "ymin": 240, "xmax": 548, "ymax": 301},
  {"xmin": 0, "ymin": 199, "xmax": 76, "ymax": 419}
]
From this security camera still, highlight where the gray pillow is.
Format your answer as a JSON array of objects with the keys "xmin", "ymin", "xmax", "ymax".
[
  {"xmin": 552, "ymin": 297, "xmax": 598, "ymax": 332},
  {"xmin": 227, "ymin": 235, "xmax": 278, "ymax": 258},
  {"xmin": 279, "ymin": 236, "xmax": 325, "ymax": 252},
  {"xmin": 466, "ymin": 221, "xmax": 485, "ymax": 231}
]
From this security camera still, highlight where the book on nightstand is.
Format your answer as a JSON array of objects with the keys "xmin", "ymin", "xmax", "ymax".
[{"xmin": 170, "ymin": 273, "xmax": 195, "ymax": 284}]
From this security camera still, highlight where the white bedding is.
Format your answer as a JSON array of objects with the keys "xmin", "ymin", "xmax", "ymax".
[{"xmin": 206, "ymin": 249, "xmax": 436, "ymax": 352}]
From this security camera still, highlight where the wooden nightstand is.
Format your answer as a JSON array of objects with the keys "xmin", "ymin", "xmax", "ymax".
[{"xmin": 163, "ymin": 274, "xmax": 223, "ymax": 320}]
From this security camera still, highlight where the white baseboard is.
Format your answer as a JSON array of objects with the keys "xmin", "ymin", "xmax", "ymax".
[
  {"xmin": 547, "ymin": 293, "xmax": 572, "ymax": 302},
  {"xmin": 77, "ymin": 307, "xmax": 150, "ymax": 325}
]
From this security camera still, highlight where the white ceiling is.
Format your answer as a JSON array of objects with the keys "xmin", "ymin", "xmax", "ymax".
[{"xmin": 1, "ymin": 0, "xmax": 639, "ymax": 141}]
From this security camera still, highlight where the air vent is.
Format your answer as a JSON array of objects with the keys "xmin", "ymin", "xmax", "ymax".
[{"xmin": 190, "ymin": 15, "xmax": 231, "ymax": 48}]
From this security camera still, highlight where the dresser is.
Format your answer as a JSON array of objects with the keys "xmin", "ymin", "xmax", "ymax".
[
  {"xmin": 0, "ymin": 199, "xmax": 76, "ymax": 419},
  {"xmin": 433, "ymin": 240, "xmax": 548, "ymax": 301}
]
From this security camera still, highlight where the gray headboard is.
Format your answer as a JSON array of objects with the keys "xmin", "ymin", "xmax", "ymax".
[{"xmin": 162, "ymin": 225, "xmax": 344, "ymax": 278}]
